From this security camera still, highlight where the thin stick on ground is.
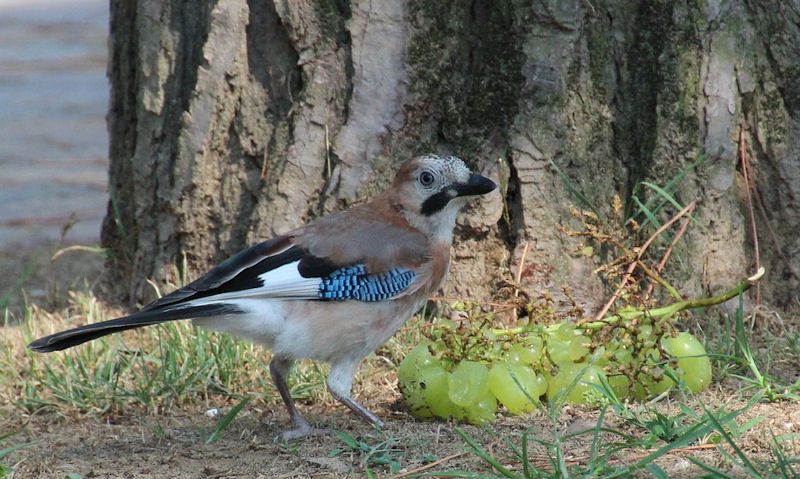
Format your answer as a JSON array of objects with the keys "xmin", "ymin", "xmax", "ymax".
[
  {"xmin": 591, "ymin": 201, "xmax": 697, "ymax": 322},
  {"xmin": 389, "ymin": 450, "xmax": 470, "ymax": 479},
  {"xmin": 739, "ymin": 125, "xmax": 761, "ymax": 304}
]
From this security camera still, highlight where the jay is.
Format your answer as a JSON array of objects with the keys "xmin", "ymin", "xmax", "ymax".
[{"xmin": 29, "ymin": 154, "xmax": 497, "ymax": 440}]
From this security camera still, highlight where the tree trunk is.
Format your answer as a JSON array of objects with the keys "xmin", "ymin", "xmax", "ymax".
[{"xmin": 103, "ymin": 0, "xmax": 800, "ymax": 311}]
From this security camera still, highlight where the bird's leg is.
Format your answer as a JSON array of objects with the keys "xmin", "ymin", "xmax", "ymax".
[
  {"xmin": 269, "ymin": 356, "xmax": 330, "ymax": 441},
  {"xmin": 327, "ymin": 360, "xmax": 385, "ymax": 429}
]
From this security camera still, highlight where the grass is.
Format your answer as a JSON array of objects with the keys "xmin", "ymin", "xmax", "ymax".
[
  {"xmin": 1, "ymin": 288, "xmax": 798, "ymax": 477},
  {"xmin": 0, "ymin": 291, "xmax": 330, "ymax": 418}
]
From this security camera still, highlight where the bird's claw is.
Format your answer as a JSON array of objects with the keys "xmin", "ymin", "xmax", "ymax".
[{"xmin": 274, "ymin": 425, "xmax": 333, "ymax": 442}]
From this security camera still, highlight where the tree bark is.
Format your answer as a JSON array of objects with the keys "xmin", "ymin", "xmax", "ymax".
[{"xmin": 104, "ymin": 0, "xmax": 800, "ymax": 311}]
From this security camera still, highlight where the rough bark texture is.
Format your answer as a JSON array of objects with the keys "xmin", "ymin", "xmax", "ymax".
[{"xmin": 104, "ymin": 0, "xmax": 800, "ymax": 310}]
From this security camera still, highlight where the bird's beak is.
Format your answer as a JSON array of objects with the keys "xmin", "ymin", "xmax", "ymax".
[{"xmin": 454, "ymin": 174, "xmax": 497, "ymax": 197}]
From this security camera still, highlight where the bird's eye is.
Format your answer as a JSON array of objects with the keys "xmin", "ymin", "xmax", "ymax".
[{"xmin": 419, "ymin": 171, "xmax": 435, "ymax": 186}]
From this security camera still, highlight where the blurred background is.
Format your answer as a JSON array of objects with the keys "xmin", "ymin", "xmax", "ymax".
[
  {"xmin": 0, "ymin": 0, "xmax": 108, "ymax": 305},
  {"xmin": 0, "ymin": 0, "xmax": 108, "ymax": 249}
]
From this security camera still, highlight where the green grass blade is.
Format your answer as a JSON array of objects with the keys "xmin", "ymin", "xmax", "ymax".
[
  {"xmin": 206, "ymin": 396, "xmax": 252, "ymax": 444},
  {"xmin": 631, "ymin": 153, "xmax": 706, "ymax": 225},
  {"xmin": 521, "ymin": 431, "xmax": 532, "ymax": 479},
  {"xmin": 587, "ymin": 407, "xmax": 606, "ymax": 469},
  {"xmin": 640, "ymin": 182, "xmax": 684, "ymax": 212},
  {"xmin": 686, "ymin": 456, "xmax": 734, "ymax": 478},
  {"xmin": 702, "ymin": 406, "xmax": 763, "ymax": 478},
  {"xmin": 455, "ymin": 427, "xmax": 520, "ymax": 479},
  {"xmin": 645, "ymin": 463, "xmax": 668, "ymax": 479},
  {"xmin": 631, "ymin": 195, "xmax": 662, "ymax": 230}
]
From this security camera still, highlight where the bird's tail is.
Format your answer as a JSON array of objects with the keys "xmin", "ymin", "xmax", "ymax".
[{"xmin": 28, "ymin": 303, "xmax": 240, "ymax": 353}]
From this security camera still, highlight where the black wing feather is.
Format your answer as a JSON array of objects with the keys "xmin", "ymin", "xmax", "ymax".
[
  {"xmin": 145, "ymin": 242, "xmax": 345, "ymax": 308},
  {"xmin": 141, "ymin": 236, "xmax": 294, "ymax": 311}
]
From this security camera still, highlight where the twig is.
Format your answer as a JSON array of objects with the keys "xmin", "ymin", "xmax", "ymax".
[
  {"xmin": 739, "ymin": 125, "xmax": 760, "ymax": 304},
  {"xmin": 260, "ymin": 146, "xmax": 269, "ymax": 179},
  {"xmin": 325, "ymin": 124, "xmax": 332, "ymax": 179},
  {"xmin": 645, "ymin": 212, "xmax": 692, "ymax": 296},
  {"xmin": 591, "ymin": 201, "xmax": 697, "ymax": 322},
  {"xmin": 513, "ymin": 241, "xmax": 531, "ymax": 322},
  {"xmin": 516, "ymin": 241, "xmax": 530, "ymax": 286},
  {"xmin": 390, "ymin": 438, "xmax": 503, "ymax": 478}
]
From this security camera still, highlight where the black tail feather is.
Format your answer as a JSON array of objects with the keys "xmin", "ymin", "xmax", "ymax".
[{"xmin": 28, "ymin": 303, "xmax": 240, "ymax": 353}]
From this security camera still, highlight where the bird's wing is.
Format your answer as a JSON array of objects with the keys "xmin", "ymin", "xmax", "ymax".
[{"xmin": 142, "ymin": 205, "xmax": 434, "ymax": 309}]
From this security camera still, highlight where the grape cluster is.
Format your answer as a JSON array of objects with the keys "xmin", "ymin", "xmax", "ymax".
[{"xmin": 398, "ymin": 316, "xmax": 711, "ymax": 424}]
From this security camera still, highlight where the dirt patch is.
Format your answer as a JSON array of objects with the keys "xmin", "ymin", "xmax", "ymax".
[{"xmin": 2, "ymin": 388, "xmax": 798, "ymax": 478}]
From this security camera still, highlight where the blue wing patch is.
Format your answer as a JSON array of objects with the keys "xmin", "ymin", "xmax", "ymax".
[{"xmin": 319, "ymin": 264, "xmax": 416, "ymax": 301}]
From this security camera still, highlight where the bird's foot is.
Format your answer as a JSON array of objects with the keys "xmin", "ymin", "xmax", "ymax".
[{"xmin": 274, "ymin": 423, "xmax": 333, "ymax": 442}]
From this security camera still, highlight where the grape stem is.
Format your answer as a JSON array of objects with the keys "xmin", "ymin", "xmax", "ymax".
[{"xmin": 582, "ymin": 267, "xmax": 766, "ymax": 331}]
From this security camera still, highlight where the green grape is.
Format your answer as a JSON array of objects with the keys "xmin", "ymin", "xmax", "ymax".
[
  {"xmin": 547, "ymin": 324, "xmax": 589, "ymax": 365},
  {"xmin": 662, "ymin": 332, "xmax": 712, "ymax": 392},
  {"xmin": 550, "ymin": 323, "xmax": 575, "ymax": 341},
  {"xmin": 547, "ymin": 363, "xmax": 607, "ymax": 405},
  {"xmin": 397, "ymin": 343, "xmax": 434, "ymax": 385},
  {"xmin": 607, "ymin": 374, "xmax": 630, "ymax": 399},
  {"xmin": 638, "ymin": 323, "xmax": 653, "ymax": 340},
  {"xmin": 398, "ymin": 371, "xmax": 434, "ymax": 418},
  {"xmin": 465, "ymin": 389, "xmax": 497, "ymax": 425},
  {"xmin": 632, "ymin": 373, "xmax": 672, "ymax": 399},
  {"xmin": 404, "ymin": 386, "xmax": 434, "ymax": 418},
  {"xmin": 533, "ymin": 373, "xmax": 549, "ymax": 397},
  {"xmin": 505, "ymin": 342, "xmax": 543, "ymax": 365},
  {"xmin": 612, "ymin": 345, "xmax": 634, "ymax": 366},
  {"xmin": 547, "ymin": 336, "xmax": 572, "ymax": 365},
  {"xmin": 504, "ymin": 346, "xmax": 524, "ymax": 364},
  {"xmin": 419, "ymin": 363, "xmax": 461, "ymax": 419},
  {"xmin": 448, "ymin": 361, "xmax": 490, "ymax": 407},
  {"xmin": 591, "ymin": 345, "xmax": 609, "ymax": 366},
  {"xmin": 522, "ymin": 335, "xmax": 545, "ymax": 364},
  {"xmin": 567, "ymin": 333, "xmax": 590, "ymax": 361},
  {"xmin": 488, "ymin": 361, "xmax": 540, "ymax": 414},
  {"xmin": 631, "ymin": 348, "xmax": 673, "ymax": 399},
  {"xmin": 397, "ymin": 344, "xmax": 436, "ymax": 418}
]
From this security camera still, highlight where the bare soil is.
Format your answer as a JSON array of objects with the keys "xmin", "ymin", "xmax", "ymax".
[{"xmin": 1, "ymin": 380, "xmax": 798, "ymax": 478}]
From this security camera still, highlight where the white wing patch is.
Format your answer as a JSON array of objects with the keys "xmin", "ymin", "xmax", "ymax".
[{"xmin": 187, "ymin": 261, "xmax": 320, "ymax": 306}]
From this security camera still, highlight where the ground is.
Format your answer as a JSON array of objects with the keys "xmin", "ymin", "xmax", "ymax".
[
  {"xmin": 3, "ymin": 389, "xmax": 799, "ymax": 478},
  {"xmin": 1, "ymin": 246, "xmax": 798, "ymax": 478}
]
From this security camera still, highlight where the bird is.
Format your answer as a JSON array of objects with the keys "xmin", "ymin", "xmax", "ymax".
[{"xmin": 29, "ymin": 154, "xmax": 497, "ymax": 440}]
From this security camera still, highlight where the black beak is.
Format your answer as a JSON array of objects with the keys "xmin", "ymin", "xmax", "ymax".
[{"xmin": 454, "ymin": 174, "xmax": 497, "ymax": 197}]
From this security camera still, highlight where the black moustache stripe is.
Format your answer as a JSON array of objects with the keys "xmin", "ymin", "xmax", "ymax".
[{"xmin": 420, "ymin": 189, "xmax": 453, "ymax": 216}]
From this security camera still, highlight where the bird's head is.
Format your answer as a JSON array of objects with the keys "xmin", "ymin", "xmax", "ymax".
[{"xmin": 390, "ymin": 154, "xmax": 497, "ymax": 242}]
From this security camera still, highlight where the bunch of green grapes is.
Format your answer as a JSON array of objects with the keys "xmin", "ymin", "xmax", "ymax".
[
  {"xmin": 397, "ymin": 338, "xmax": 547, "ymax": 425},
  {"xmin": 398, "ymin": 311, "xmax": 712, "ymax": 423}
]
